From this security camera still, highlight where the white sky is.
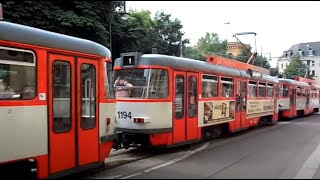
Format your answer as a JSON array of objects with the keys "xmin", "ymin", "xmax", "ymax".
[{"xmin": 127, "ymin": 1, "xmax": 320, "ymax": 67}]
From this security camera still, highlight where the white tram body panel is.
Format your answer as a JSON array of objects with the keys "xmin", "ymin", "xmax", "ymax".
[
  {"xmin": 310, "ymin": 98, "xmax": 320, "ymax": 109},
  {"xmin": 115, "ymin": 102, "xmax": 172, "ymax": 131},
  {"xmin": 99, "ymin": 102, "xmax": 116, "ymax": 139},
  {"xmin": 0, "ymin": 105, "xmax": 48, "ymax": 163},
  {"xmin": 278, "ymin": 98, "xmax": 290, "ymax": 110},
  {"xmin": 296, "ymin": 99, "xmax": 307, "ymax": 110}
]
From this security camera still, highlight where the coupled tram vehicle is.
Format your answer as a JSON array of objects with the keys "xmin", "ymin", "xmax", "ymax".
[
  {"xmin": 113, "ymin": 52, "xmax": 281, "ymax": 149},
  {"xmin": 278, "ymin": 77, "xmax": 320, "ymax": 119},
  {"xmin": 0, "ymin": 4, "xmax": 117, "ymax": 179}
]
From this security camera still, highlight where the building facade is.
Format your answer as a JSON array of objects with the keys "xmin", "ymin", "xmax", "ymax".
[
  {"xmin": 278, "ymin": 41, "xmax": 320, "ymax": 83},
  {"xmin": 227, "ymin": 42, "xmax": 251, "ymax": 57}
]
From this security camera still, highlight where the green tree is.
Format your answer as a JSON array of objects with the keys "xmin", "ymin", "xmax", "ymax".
[
  {"xmin": 110, "ymin": 9, "xmax": 155, "ymax": 57},
  {"xmin": 270, "ymin": 67, "xmax": 279, "ymax": 77},
  {"xmin": 111, "ymin": 10, "xmax": 189, "ymax": 59},
  {"xmin": 196, "ymin": 32, "xmax": 228, "ymax": 57},
  {"xmin": 1, "ymin": 1, "xmax": 114, "ymax": 47},
  {"xmin": 235, "ymin": 48, "xmax": 271, "ymax": 69},
  {"xmin": 184, "ymin": 32, "xmax": 227, "ymax": 59},
  {"xmin": 152, "ymin": 11, "xmax": 189, "ymax": 56},
  {"xmin": 253, "ymin": 55, "xmax": 271, "ymax": 69},
  {"xmin": 284, "ymin": 53, "xmax": 309, "ymax": 79},
  {"xmin": 235, "ymin": 48, "xmax": 252, "ymax": 62},
  {"xmin": 184, "ymin": 46, "xmax": 203, "ymax": 59}
]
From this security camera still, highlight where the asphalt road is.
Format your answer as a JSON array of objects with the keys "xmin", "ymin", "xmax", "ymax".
[{"xmin": 84, "ymin": 113, "xmax": 320, "ymax": 179}]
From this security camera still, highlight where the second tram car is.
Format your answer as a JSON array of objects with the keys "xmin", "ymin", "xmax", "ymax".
[
  {"xmin": 278, "ymin": 77, "xmax": 320, "ymax": 119},
  {"xmin": 113, "ymin": 53, "xmax": 279, "ymax": 148}
]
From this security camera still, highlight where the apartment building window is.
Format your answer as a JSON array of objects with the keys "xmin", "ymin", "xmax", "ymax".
[
  {"xmin": 312, "ymin": 60, "xmax": 315, "ymax": 66},
  {"xmin": 312, "ymin": 70, "xmax": 316, "ymax": 76},
  {"xmin": 281, "ymin": 63, "xmax": 283, "ymax": 68},
  {"xmin": 298, "ymin": 49, "xmax": 303, "ymax": 56},
  {"xmin": 308, "ymin": 48, "xmax": 313, "ymax": 56}
]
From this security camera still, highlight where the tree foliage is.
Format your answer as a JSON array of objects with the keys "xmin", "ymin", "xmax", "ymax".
[
  {"xmin": 184, "ymin": 33, "xmax": 227, "ymax": 59},
  {"xmin": 1, "ymin": 1, "xmax": 113, "ymax": 46},
  {"xmin": 112, "ymin": 10, "xmax": 189, "ymax": 57},
  {"xmin": 270, "ymin": 67, "xmax": 279, "ymax": 77},
  {"xmin": 283, "ymin": 53, "xmax": 311, "ymax": 79},
  {"xmin": 196, "ymin": 33, "xmax": 228, "ymax": 56},
  {"xmin": 234, "ymin": 48, "xmax": 271, "ymax": 69}
]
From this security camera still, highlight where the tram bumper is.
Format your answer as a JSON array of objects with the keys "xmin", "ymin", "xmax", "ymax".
[{"xmin": 115, "ymin": 102, "xmax": 173, "ymax": 147}]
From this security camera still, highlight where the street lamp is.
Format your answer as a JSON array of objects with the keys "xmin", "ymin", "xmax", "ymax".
[
  {"xmin": 109, "ymin": 1, "xmax": 130, "ymax": 53},
  {"xmin": 0, "ymin": 3, "xmax": 3, "ymax": 20}
]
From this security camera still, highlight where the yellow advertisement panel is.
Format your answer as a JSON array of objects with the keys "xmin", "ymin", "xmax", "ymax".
[
  {"xmin": 247, "ymin": 99, "xmax": 274, "ymax": 118},
  {"xmin": 203, "ymin": 100, "xmax": 235, "ymax": 125}
]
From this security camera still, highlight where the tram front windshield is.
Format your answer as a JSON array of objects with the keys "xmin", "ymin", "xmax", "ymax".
[{"xmin": 113, "ymin": 69, "xmax": 168, "ymax": 99}]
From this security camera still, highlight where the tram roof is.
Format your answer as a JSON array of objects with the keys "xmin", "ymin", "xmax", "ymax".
[
  {"xmin": 278, "ymin": 78, "xmax": 310, "ymax": 87},
  {"xmin": 114, "ymin": 54, "xmax": 278, "ymax": 83},
  {"xmin": 0, "ymin": 21, "xmax": 111, "ymax": 57}
]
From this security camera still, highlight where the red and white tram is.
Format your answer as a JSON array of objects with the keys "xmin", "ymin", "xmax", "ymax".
[
  {"xmin": 278, "ymin": 77, "xmax": 320, "ymax": 119},
  {"xmin": 113, "ymin": 52, "xmax": 279, "ymax": 148},
  {"xmin": 0, "ymin": 10, "xmax": 116, "ymax": 179}
]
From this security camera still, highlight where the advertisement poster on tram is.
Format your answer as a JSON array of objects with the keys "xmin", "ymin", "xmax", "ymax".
[
  {"xmin": 203, "ymin": 100, "xmax": 235, "ymax": 124},
  {"xmin": 247, "ymin": 99, "xmax": 274, "ymax": 118}
]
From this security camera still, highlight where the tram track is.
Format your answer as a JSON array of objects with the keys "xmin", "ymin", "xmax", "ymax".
[
  {"xmin": 65, "ymin": 114, "xmax": 318, "ymax": 179},
  {"xmin": 63, "ymin": 143, "xmax": 198, "ymax": 179}
]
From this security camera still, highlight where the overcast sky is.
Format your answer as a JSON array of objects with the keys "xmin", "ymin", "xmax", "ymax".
[{"xmin": 127, "ymin": 1, "xmax": 320, "ymax": 67}]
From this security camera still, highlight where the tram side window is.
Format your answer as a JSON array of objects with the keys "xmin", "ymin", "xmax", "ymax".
[
  {"xmin": 313, "ymin": 89, "xmax": 316, "ymax": 98},
  {"xmin": 313, "ymin": 89, "xmax": 318, "ymax": 98},
  {"xmin": 297, "ymin": 87, "xmax": 302, "ymax": 97},
  {"xmin": 301, "ymin": 88, "xmax": 306, "ymax": 97},
  {"xmin": 53, "ymin": 61, "xmax": 72, "ymax": 133},
  {"xmin": 259, "ymin": 82, "xmax": 266, "ymax": 97},
  {"xmin": 249, "ymin": 81, "xmax": 257, "ymax": 97},
  {"xmin": 267, "ymin": 83, "xmax": 274, "ymax": 97},
  {"xmin": 283, "ymin": 85, "xmax": 289, "ymax": 97},
  {"xmin": 105, "ymin": 62, "xmax": 115, "ymax": 99},
  {"xmin": 279, "ymin": 85, "xmax": 283, "ymax": 97},
  {"xmin": 0, "ymin": 47, "xmax": 36, "ymax": 100},
  {"xmin": 188, "ymin": 76, "xmax": 197, "ymax": 118},
  {"xmin": 221, "ymin": 77, "xmax": 233, "ymax": 97},
  {"xmin": 81, "ymin": 64, "xmax": 96, "ymax": 130},
  {"xmin": 175, "ymin": 76, "xmax": 184, "ymax": 119},
  {"xmin": 279, "ymin": 85, "xmax": 284, "ymax": 97},
  {"xmin": 309, "ymin": 89, "xmax": 315, "ymax": 97},
  {"xmin": 202, "ymin": 75, "xmax": 218, "ymax": 98}
]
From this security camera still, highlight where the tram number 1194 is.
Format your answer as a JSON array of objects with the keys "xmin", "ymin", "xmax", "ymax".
[{"xmin": 117, "ymin": 111, "xmax": 132, "ymax": 119}]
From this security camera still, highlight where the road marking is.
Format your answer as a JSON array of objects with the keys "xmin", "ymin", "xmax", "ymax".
[
  {"xmin": 294, "ymin": 142, "xmax": 320, "ymax": 179},
  {"xmin": 95, "ymin": 175, "xmax": 122, "ymax": 179},
  {"xmin": 120, "ymin": 173, "xmax": 143, "ymax": 179},
  {"xmin": 120, "ymin": 142, "xmax": 209, "ymax": 179}
]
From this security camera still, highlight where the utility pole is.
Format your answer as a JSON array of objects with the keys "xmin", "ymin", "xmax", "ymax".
[
  {"xmin": 109, "ymin": 22, "xmax": 112, "ymax": 53},
  {"xmin": 180, "ymin": 38, "xmax": 183, "ymax": 57},
  {"xmin": 261, "ymin": 46, "xmax": 263, "ymax": 67}
]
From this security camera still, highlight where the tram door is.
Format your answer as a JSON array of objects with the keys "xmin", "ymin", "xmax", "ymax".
[
  {"xmin": 48, "ymin": 54, "xmax": 99, "ymax": 174},
  {"xmin": 173, "ymin": 71, "xmax": 198, "ymax": 144},
  {"xmin": 236, "ymin": 80, "xmax": 247, "ymax": 129}
]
